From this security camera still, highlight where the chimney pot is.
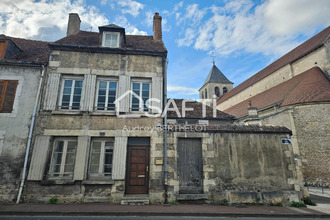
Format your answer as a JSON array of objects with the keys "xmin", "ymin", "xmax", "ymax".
[
  {"xmin": 67, "ymin": 13, "xmax": 81, "ymax": 36},
  {"xmin": 153, "ymin": 12, "xmax": 162, "ymax": 40}
]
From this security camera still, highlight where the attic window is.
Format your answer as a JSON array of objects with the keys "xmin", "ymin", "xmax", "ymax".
[{"xmin": 102, "ymin": 32, "xmax": 119, "ymax": 48}]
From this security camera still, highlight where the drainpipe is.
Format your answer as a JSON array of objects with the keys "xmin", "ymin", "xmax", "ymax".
[
  {"xmin": 163, "ymin": 57, "xmax": 168, "ymax": 204},
  {"xmin": 16, "ymin": 64, "xmax": 46, "ymax": 204}
]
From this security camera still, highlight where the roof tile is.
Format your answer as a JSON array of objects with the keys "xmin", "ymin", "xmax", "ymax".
[{"xmin": 223, "ymin": 67, "xmax": 330, "ymax": 117}]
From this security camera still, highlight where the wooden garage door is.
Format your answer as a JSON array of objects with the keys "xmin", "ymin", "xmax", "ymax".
[{"xmin": 178, "ymin": 138, "xmax": 203, "ymax": 194}]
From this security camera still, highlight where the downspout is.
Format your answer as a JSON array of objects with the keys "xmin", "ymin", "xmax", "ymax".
[
  {"xmin": 163, "ymin": 57, "xmax": 168, "ymax": 204},
  {"xmin": 16, "ymin": 64, "xmax": 46, "ymax": 204}
]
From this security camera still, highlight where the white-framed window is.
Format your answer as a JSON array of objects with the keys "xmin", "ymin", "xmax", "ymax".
[
  {"xmin": 95, "ymin": 79, "xmax": 117, "ymax": 111},
  {"xmin": 102, "ymin": 32, "xmax": 120, "ymax": 48},
  {"xmin": 48, "ymin": 138, "xmax": 77, "ymax": 178},
  {"xmin": 131, "ymin": 81, "xmax": 150, "ymax": 112},
  {"xmin": 59, "ymin": 77, "xmax": 83, "ymax": 110},
  {"xmin": 89, "ymin": 138, "xmax": 114, "ymax": 178}
]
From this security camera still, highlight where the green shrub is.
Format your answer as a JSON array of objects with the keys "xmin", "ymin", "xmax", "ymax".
[
  {"xmin": 168, "ymin": 201, "xmax": 180, "ymax": 205},
  {"xmin": 216, "ymin": 199, "xmax": 229, "ymax": 206},
  {"xmin": 303, "ymin": 197, "xmax": 317, "ymax": 206},
  {"xmin": 270, "ymin": 202, "xmax": 283, "ymax": 207},
  {"xmin": 291, "ymin": 201, "xmax": 306, "ymax": 207},
  {"xmin": 49, "ymin": 196, "xmax": 58, "ymax": 204}
]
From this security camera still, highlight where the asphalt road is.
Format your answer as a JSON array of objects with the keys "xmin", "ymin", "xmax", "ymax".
[
  {"xmin": 0, "ymin": 217, "xmax": 328, "ymax": 220},
  {"xmin": 310, "ymin": 194, "xmax": 330, "ymax": 204}
]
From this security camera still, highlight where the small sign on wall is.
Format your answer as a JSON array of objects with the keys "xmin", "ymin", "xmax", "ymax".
[
  {"xmin": 281, "ymin": 139, "xmax": 291, "ymax": 144},
  {"xmin": 155, "ymin": 157, "xmax": 163, "ymax": 165}
]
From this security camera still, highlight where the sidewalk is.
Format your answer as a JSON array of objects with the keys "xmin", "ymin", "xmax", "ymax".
[
  {"xmin": 306, "ymin": 186, "xmax": 330, "ymax": 214},
  {"xmin": 307, "ymin": 186, "xmax": 330, "ymax": 198},
  {"xmin": 0, "ymin": 203, "xmax": 329, "ymax": 218}
]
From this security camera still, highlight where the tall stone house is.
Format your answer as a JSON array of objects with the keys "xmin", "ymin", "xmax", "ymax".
[
  {"xmin": 25, "ymin": 13, "xmax": 167, "ymax": 203},
  {"xmin": 216, "ymin": 26, "xmax": 330, "ymax": 187},
  {"xmin": 0, "ymin": 34, "xmax": 49, "ymax": 202}
]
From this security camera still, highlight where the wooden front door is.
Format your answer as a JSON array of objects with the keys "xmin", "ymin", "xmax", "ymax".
[
  {"xmin": 125, "ymin": 145, "xmax": 149, "ymax": 194},
  {"xmin": 178, "ymin": 138, "xmax": 203, "ymax": 194}
]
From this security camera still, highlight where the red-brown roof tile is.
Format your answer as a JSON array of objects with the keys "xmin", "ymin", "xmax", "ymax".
[
  {"xmin": 217, "ymin": 26, "xmax": 330, "ymax": 105},
  {"xmin": 54, "ymin": 31, "xmax": 167, "ymax": 52},
  {"xmin": 224, "ymin": 67, "xmax": 330, "ymax": 117},
  {"xmin": 167, "ymin": 98, "xmax": 235, "ymax": 119},
  {"xmin": 0, "ymin": 34, "xmax": 50, "ymax": 63}
]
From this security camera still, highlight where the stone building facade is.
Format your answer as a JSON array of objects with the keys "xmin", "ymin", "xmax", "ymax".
[
  {"xmin": 216, "ymin": 26, "xmax": 330, "ymax": 187},
  {"xmin": 24, "ymin": 13, "xmax": 167, "ymax": 204}
]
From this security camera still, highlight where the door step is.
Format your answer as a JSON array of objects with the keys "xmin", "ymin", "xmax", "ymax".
[
  {"xmin": 120, "ymin": 199, "xmax": 149, "ymax": 205},
  {"xmin": 177, "ymin": 194, "xmax": 208, "ymax": 201}
]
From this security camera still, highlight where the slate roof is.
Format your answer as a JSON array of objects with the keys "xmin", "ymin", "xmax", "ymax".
[
  {"xmin": 201, "ymin": 64, "xmax": 233, "ymax": 88},
  {"xmin": 217, "ymin": 26, "xmax": 330, "ymax": 104},
  {"xmin": 0, "ymin": 34, "xmax": 50, "ymax": 63},
  {"xmin": 53, "ymin": 31, "xmax": 167, "ymax": 52},
  {"xmin": 223, "ymin": 67, "xmax": 330, "ymax": 118},
  {"xmin": 167, "ymin": 99, "xmax": 235, "ymax": 120}
]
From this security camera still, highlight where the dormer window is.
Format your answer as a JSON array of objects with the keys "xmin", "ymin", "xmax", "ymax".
[
  {"xmin": 102, "ymin": 32, "xmax": 120, "ymax": 48},
  {"xmin": 99, "ymin": 24, "xmax": 126, "ymax": 48}
]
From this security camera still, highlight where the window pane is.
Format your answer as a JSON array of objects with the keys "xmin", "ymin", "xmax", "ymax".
[
  {"xmin": 104, "ymin": 144, "xmax": 113, "ymax": 176},
  {"xmin": 72, "ymin": 80, "xmax": 82, "ymax": 109},
  {"xmin": 97, "ymin": 81, "xmax": 107, "ymax": 110},
  {"xmin": 61, "ymin": 80, "xmax": 72, "ymax": 108},
  {"xmin": 107, "ymin": 82, "xmax": 117, "ymax": 110},
  {"xmin": 90, "ymin": 141, "xmax": 101, "ymax": 174}
]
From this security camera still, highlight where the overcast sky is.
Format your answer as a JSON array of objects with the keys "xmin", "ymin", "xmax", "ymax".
[{"xmin": 1, "ymin": 0, "xmax": 329, "ymax": 99}]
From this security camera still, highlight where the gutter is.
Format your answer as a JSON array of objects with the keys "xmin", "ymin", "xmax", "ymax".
[
  {"xmin": 163, "ymin": 57, "xmax": 168, "ymax": 204},
  {"xmin": 48, "ymin": 43, "xmax": 167, "ymax": 56},
  {"xmin": 16, "ymin": 64, "xmax": 46, "ymax": 204}
]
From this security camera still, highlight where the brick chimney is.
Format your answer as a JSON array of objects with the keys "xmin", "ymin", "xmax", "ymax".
[
  {"xmin": 153, "ymin": 12, "xmax": 162, "ymax": 40},
  {"xmin": 67, "ymin": 13, "xmax": 81, "ymax": 36}
]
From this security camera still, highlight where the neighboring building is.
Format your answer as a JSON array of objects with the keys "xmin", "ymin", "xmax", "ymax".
[
  {"xmin": 0, "ymin": 34, "xmax": 49, "ymax": 202},
  {"xmin": 216, "ymin": 26, "xmax": 330, "ymax": 187},
  {"xmin": 199, "ymin": 63, "xmax": 233, "ymax": 101},
  {"xmin": 24, "ymin": 13, "xmax": 167, "ymax": 204}
]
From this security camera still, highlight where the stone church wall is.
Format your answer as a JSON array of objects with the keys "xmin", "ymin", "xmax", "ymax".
[{"xmin": 293, "ymin": 103, "xmax": 330, "ymax": 187}]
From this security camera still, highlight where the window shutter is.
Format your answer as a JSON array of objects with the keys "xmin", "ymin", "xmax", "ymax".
[
  {"xmin": 27, "ymin": 136, "xmax": 51, "ymax": 181},
  {"xmin": 43, "ymin": 72, "xmax": 61, "ymax": 110},
  {"xmin": 81, "ymin": 74, "xmax": 96, "ymax": 112},
  {"xmin": 73, "ymin": 136, "xmax": 89, "ymax": 180},
  {"xmin": 0, "ymin": 80, "xmax": 18, "ymax": 113},
  {"xmin": 117, "ymin": 75, "xmax": 130, "ymax": 112},
  {"xmin": 112, "ymin": 136, "xmax": 127, "ymax": 180},
  {"xmin": 151, "ymin": 77, "xmax": 163, "ymax": 113}
]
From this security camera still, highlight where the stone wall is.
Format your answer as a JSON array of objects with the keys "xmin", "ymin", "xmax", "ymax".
[
  {"xmin": 0, "ymin": 64, "xmax": 41, "ymax": 202},
  {"xmin": 166, "ymin": 130, "xmax": 301, "ymax": 204},
  {"xmin": 293, "ymin": 104, "xmax": 330, "ymax": 187}
]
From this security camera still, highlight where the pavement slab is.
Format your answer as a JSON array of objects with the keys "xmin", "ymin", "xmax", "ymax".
[{"xmin": 0, "ymin": 203, "xmax": 329, "ymax": 218}]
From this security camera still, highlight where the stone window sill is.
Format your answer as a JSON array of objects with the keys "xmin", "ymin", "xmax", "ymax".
[
  {"xmin": 51, "ymin": 110, "xmax": 83, "ymax": 115},
  {"xmin": 41, "ymin": 179, "xmax": 75, "ymax": 185},
  {"xmin": 82, "ymin": 180, "xmax": 115, "ymax": 185}
]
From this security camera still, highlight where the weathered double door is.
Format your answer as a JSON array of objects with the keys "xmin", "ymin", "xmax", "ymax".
[{"xmin": 177, "ymin": 138, "xmax": 203, "ymax": 194}]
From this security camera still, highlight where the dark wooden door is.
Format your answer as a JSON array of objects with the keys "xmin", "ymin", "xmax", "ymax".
[
  {"xmin": 178, "ymin": 138, "xmax": 203, "ymax": 194},
  {"xmin": 125, "ymin": 145, "xmax": 149, "ymax": 194}
]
